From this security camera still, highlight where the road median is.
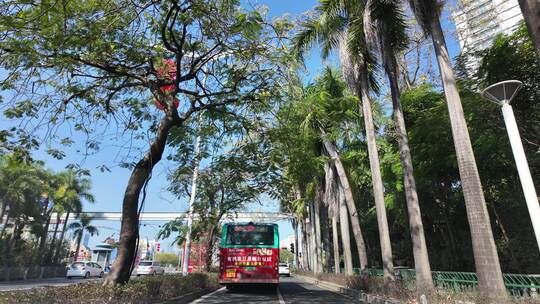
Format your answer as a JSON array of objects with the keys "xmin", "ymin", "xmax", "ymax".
[{"xmin": 0, "ymin": 273, "xmax": 218, "ymax": 304}]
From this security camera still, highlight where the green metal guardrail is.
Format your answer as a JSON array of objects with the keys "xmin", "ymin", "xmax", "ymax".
[{"xmin": 363, "ymin": 268, "xmax": 540, "ymax": 297}]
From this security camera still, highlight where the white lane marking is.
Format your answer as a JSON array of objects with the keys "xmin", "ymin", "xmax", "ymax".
[
  {"xmin": 189, "ymin": 286, "xmax": 226, "ymax": 304},
  {"xmin": 277, "ymin": 286, "xmax": 286, "ymax": 304}
]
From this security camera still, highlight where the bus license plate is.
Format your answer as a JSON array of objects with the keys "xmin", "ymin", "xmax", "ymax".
[{"xmin": 226, "ymin": 270, "xmax": 236, "ymax": 278}]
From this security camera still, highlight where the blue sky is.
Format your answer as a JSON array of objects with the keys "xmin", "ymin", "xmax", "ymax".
[{"xmin": 1, "ymin": 0, "xmax": 461, "ymax": 253}]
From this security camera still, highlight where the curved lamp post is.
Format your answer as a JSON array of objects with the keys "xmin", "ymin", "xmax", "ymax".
[{"xmin": 482, "ymin": 80, "xmax": 540, "ymax": 252}]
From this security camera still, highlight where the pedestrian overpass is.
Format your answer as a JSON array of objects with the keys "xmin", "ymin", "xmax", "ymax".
[{"xmin": 52, "ymin": 212, "xmax": 294, "ymax": 223}]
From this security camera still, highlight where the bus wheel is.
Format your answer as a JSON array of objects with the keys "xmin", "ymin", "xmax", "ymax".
[{"xmin": 225, "ymin": 285, "xmax": 232, "ymax": 290}]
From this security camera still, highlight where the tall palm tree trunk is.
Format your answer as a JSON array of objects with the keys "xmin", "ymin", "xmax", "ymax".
[
  {"xmin": 0, "ymin": 202, "xmax": 6, "ymax": 226},
  {"xmin": 518, "ymin": 0, "xmax": 540, "ymax": 61},
  {"xmin": 314, "ymin": 189, "xmax": 323, "ymax": 273},
  {"xmin": 309, "ymin": 201, "xmax": 318, "ymax": 273},
  {"xmin": 301, "ymin": 219, "xmax": 310, "ymax": 270},
  {"xmin": 320, "ymin": 202, "xmax": 331, "ymax": 272},
  {"xmin": 427, "ymin": 17, "xmax": 506, "ymax": 301},
  {"xmin": 332, "ymin": 214, "xmax": 341, "ymax": 274},
  {"xmin": 339, "ymin": 187, "xmax": 353, "ymax": 275},
  {"xmin": 47, "ymin": 212, "xmax": 62, "ymax": 264},
  {"xmin": 382, "ymin": 37, "xmax": 433, "ymax": 290},
  {"xmin": 322, "ymin": 140, "xmax": 368, "ymax": 270},
  {"xmin": 74, "ymin": 232, "xmax": 83, "ymax": 262},
  {"xmin": 306, "ymin": 218, "xmax": 314, "ymax": 271},
  {"xmin": 292, "ymin": 219, "xmax": 299, "ymax": 268},
  {"xmin": 37, "ymin": 210, "xmax": 52, "ymax": 265},
  {"xmin": 6, "ymin": 218, "xmax": 22, "ymax": 262},
  {"xmin": 0, "ymin": 210, "xmax": 10, "ymax": 239},
  {"xmin": 357, "ymin": 68, "xmax": 395, "ymax": 282},
  {"xmin": 54, "ymin": 210, "xmax": 70, "ymax": 264}
]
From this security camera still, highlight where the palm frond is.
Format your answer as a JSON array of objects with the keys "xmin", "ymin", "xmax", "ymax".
[
  {"xmin": 85, "ymin": 225, "xmax": 99, "ymax": 236},
  {"xmin": 67, "ymin": 222, "xmax": 82, "ymax": 230}
]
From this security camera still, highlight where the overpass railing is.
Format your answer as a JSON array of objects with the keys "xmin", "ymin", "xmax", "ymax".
[{"xmin": 361, "ymin": 268, "xmax": 540, "ymax": 297}]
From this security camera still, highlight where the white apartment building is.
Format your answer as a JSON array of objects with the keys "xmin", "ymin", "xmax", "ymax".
[{"xmin": 452, "ymin": 0, "xmax": 523, "ymax": 67}]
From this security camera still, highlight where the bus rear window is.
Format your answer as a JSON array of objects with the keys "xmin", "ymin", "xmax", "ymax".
[{"xmin": 226, "ymin": 225, "xmax": 274, "ymax": 246}]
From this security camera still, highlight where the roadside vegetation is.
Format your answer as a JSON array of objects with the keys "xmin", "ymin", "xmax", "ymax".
[
  {"xmin": 0, "ymin": 273, "xmax": 217, "ymax": 304},
  {"xmin": 0, "ymin": 155, "xmax": 95, "ymax": 268}
]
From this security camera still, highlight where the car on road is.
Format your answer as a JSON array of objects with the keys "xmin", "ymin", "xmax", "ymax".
[
  {"xmin": 135, "ymin": 261, "xmax": 165, "ymax": 276},
  {"xmin": 66, "ymin": 261, "xmax": 104, "ymax": 279},
  {"xmin": 279, "ymin": 263, "xmax": 290, "ymax": 277}
]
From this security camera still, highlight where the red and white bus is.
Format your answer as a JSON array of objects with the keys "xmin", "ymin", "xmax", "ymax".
[{"xmin": 219, "ymin": 222, "xmax": 279, "ymax": 288}]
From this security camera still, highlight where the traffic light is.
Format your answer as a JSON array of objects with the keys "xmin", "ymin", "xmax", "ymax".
[
  {"xmin": 156, "ymin": 243, "xmax": 161, "ymax": 252},
  {"xmin": 289, "ymin": 243, "xmax": 294, "ymax": 253}
]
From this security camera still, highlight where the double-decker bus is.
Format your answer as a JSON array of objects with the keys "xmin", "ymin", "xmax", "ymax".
[{"xmin": 219, "ymin": 222, "xmax": 279, "ymax": 288}]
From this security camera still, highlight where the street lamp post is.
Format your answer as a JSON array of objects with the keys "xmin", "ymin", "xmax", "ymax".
[{"xmin": 482, "ymin": 80, "xmax": 540, "ymax": 252}]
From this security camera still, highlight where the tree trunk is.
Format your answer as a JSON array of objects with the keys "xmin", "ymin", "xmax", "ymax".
[
  {"xmin": 358, "ymin": 67, "xmax": 395, "ymax": 282},
  {"xmin": 0, "ymin": 210, "xmax": 10, "ymax": 239},
  {"xmin": 301, "ymin": 219, "xmax": 310, "ymax": 270},
  {"xmin": 489, "ymin": 202, "xmax": 519, "ymax": 268},
  {"xmin": 205, "ymin": 226, "xmax": 216, "ymax": 271},
  {"xmin": 339, "ymin": 187, "xmax": 353, "ymax": 275},
  {"xmin": 314, "ymin": 187, "xmax": 323, "ymax": 273},
  {"xmin": 292, "ymin": 219, "xmax": 299, "ymax": 269},
  {"xmin": 0, "ymin": 202, "xmax": 6, "ymax": 227},
  {"xmin": 427, "ymin": 17, "xmax": 507, "ymax": 301},
  {"xmin": 47, "ymin": 212, "xmax": 62, "ymax": 264},
  {"xmin": 74, "ymin": 232, "xmax": 83, "ymax": 262},
  {"xmin": 5, "ymin": 217, "xmax": 20, "ymax": 260},
  {"xmin": 54, "ymin": 210, "xmax": 70, "ymax": 264},
  {"xmin": 320, "ymin": 200, "xmax": 331, "ymax": 272},
  {"xmin": 382, "ymin": 37, "xmax": 433, "ymax": 290},
  {"xmin": 37, "ymin": 210, "xmax": 52, "ymax": 265},
  {"xmin": 322, "ymin": 140, "xmax": 368, "ymax": 270},
  {"xmin": 518, "ymin": 0, "xmax": 540, "ymax": 62},
  {"xmin": 104, "ymin": 115, "xmax": 177, "ymax": 285},
  {"xmin": 332, "ymin": 214, "xmax": 340, "ymax": 274},
  {"xmin": 309, "ymin": 201, "xmax": 318, "ymax": 273}
]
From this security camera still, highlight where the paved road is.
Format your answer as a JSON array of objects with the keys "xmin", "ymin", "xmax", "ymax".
[
  {"xmin": 190, "ymin": 276, "xmax": 353, "ymax": 304},
  {"xmin": 0, "ymin": 277, "xmax": 102, "ymax": 292}
]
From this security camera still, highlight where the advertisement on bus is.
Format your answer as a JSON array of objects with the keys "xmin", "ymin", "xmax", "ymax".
[{"xmin": 219, "ymin": 222, "xmax": 279, "ymax": 287}]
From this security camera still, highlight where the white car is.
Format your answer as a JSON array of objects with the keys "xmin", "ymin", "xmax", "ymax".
[
  {"xmin": 66, "ymin": 261, "xmax": 104, "ymax": 279},
  {"xmin": 135, "ymin": 261, "xmax": 165, "ymax": 276},
  {"xmin": 279, "ymin": 263, "xmax": 290, "ymax": 276}
]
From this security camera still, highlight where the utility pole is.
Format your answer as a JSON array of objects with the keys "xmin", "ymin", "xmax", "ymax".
[{"xmin": 182, "ymin": 113, "xmax": 204, "ymax": 275}]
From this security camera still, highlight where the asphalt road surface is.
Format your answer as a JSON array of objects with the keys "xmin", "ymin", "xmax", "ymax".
[
  {"xmin": 0, "ymin": 277, "xmax": 102, "ymax": 292},
  {"xmin": 189, "ymin": 276, "xmax": 355, "ymax": 304}
]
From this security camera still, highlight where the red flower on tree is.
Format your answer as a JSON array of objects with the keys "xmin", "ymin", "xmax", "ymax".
[{"xmin": 155, "ymin": 59, "xmax": 179, "ymax": 110}]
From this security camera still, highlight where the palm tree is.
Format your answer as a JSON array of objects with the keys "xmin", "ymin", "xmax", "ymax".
[
  {"xmin": 0, "ymin": 156, "xmax": 43, "ymax": 259},
  {"xmin": 53, "ymin": 170, "xmax": 93, "ymax": 263},
  {"xmin": 35, "ymin": 168, "xmax": 57, "ymax": 265},
  {"xmin": 301, "ymin": 68, "xmax": 369, "ymax": 271},
  {"xmin": 407, "ymin": 0, "xmax": 506, "ymax": 300},
  {"xmin": 294, "ymin": 0, "xmax": 395, "ymax": 281},
  {"xmin": 517, "ymin": 0, "xmax": 540, "ymax": 61},
  {"xmin": 364, "ymin": 0, "xmax": 433, "ymax": 290},
  {"xmin": 68, "ymin": 213, "xmax": 98, "ymax": 261}
]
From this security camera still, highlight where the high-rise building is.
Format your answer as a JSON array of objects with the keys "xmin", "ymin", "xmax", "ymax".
[{"xmin": 452, "ymin": 0, "xmax": 523, "ymax": 67}]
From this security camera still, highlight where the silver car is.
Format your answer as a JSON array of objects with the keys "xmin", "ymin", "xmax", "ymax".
[
  {"xmin": 135, "ymin": 261, "xmax": 165, "ymax": 276},
  {"xmin": 66, "ymin": 261, "xmax": 104, "ymax": 279},
  {"xmin": 279, "ymin": 263, "xmax": 290, "ymax": 276}
]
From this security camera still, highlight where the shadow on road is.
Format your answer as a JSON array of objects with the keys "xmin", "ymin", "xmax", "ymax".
[{"xmin": 227, "ymin": 284, "xmax": 276, "ymax": 294}]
